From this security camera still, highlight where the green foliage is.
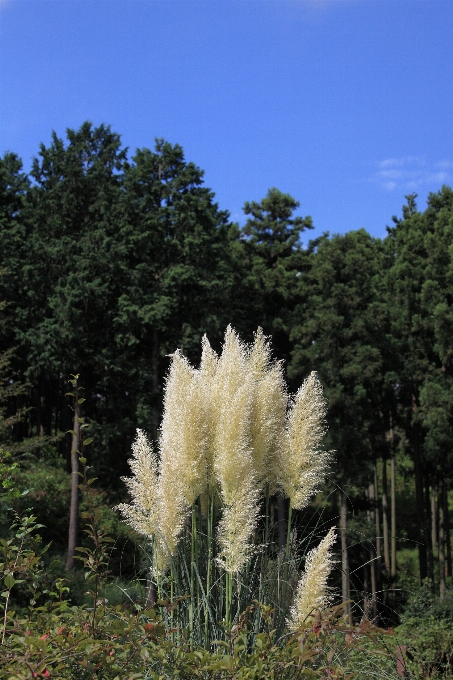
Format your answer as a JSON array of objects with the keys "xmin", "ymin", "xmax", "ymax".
[
  {"xmin": 400, "ymin": 581, "xmax": 453, "ymax": 623},
  {"xmin": 1, "ymin": 120, "xmax": 453, "ymax": 648},
  {"xmin": 231, "ymin": 188, "xmax": 313, "ymax": 378},
  {"xmin": 0, "ymin": 447, "xmax": 399, "ymax": 679},
  {"xmin": 1, "ymin": 124, "xmax": 235, "ymax": 482},
  {"xmin": 390, "ymin": 583, "xmax": 453, "ymax": 678},
  {"xmin": 0, "ymin": 448, "xmax": 21, "ymax": 506},
  {"xmin": 289, "ymin": 229, "xmax": 393, "ymax": 484}
]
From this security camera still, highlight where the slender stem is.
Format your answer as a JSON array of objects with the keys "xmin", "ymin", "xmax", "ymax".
[
  {"xmin": 285, "ymin": 500, "xmax": 293, "ymax": 564},
  {"xmin": 264, "ymin": 485, "xmax": 270, "ymax": 547},
  {"xmin": 190, "ymin": 505, "xmax": 195, "ymax": 636},
  {"xmin": 205, "ymin": 489, "xmax": 214, "ymax": 642},
  {"xmin": 170, "ymin": 565, "xmax": 174, "ymax": 637},
  {"xmin": 283, "ymin": 499, "xmax": 293, "ymax": 608},
  {"xmin": 153, "ymin": 538, "xmax": 161, "ymax": 602},
  {"xmin": 225, "ymin": 571, "xmax": 231, "ymax": 624}
]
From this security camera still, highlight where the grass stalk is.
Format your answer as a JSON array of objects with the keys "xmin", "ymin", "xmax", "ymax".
[
  {"xmin": 283, "ymin": 500, "xmax": 293, "ymax": 607},
  {"xmin": 204, "ymin": 490, "xmax": 214, "ymax": 641}
]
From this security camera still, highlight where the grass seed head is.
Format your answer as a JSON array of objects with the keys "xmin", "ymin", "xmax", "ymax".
[{"xmin": 288, "ymin": 526, "xmax": 337, "ymax": 629}]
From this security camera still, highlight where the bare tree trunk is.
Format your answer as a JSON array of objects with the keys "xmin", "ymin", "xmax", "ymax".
[
  {"xmin": 425, "ymin": 477, "xmax": 434, "ymax": 582},
  {"xmin": 363, "ymin": 547, "xmax": 369, "ymax": 616},
  {"xmin": 391, "ymin": 453, "xmax": 397, "ymax": 583},
  {"xmin": 367, "ymin": 483, "xmax": 377, "ymax": 620},
  {"xmin": 411, "ymin": 425, "xmax": 428, "ymax": 581},
  {"xmin": 66, "ymin": 401, "xmax": 80, "ymax": 571},
  {"xmin": 444, "ymin": 480, "xmax": 452, "ymax": 578},
  {"xmin": 374, "ymin": 464, "xmax": 383, "ymax": 605},
  {"xmin": 431, "ymin": 480, "xmax": 438, "ymax": 555},
  {"xmin": 438, "ymin": 477, "xmax": 446, "ymax": 599},
  {"xmin": 339, "ymin": 488, "xmax": 350, "ymax": 618},
  {"xmin": 382, "ymin": 457, "xmax": 390, "ymax": 574}
]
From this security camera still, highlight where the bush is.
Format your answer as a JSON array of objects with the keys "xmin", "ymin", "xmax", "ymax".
[
  {"xmin": 1, "ymin": 500, "xmax": 400, "ymax": 679},
  {"xmin": 393, "ymin": 582, "xmax": 453, "ymax": 678}
]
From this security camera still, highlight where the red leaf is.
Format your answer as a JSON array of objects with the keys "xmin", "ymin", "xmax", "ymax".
[{"xmin": 396, "ymin": 645, "xmax": 407, "ymax": 677}]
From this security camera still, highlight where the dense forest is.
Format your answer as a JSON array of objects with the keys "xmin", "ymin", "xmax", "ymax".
[{"xmin": 1, "ymin": 121, "xmax": 452, "ymax": 630}]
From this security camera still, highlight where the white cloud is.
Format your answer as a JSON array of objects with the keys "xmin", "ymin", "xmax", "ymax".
[
  {"xmin": 436, "ymin": 160, "xmax": 453, "ymax": 170},
  {"xmin": 372, "ymin": 156, "xmax": 452, "ymax": 192},
  {"xmin": 378, "ymin": 156, "xmax": 425, "ymax": 170}
]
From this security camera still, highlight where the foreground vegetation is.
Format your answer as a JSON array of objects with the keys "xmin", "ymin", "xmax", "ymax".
[
  {"xmin": 1, "ymin": 459, "xmax": 452, "ymax": 678},
  {"xmin": 1, "ymin": 123, "xmax": 453, "ymax": 676}
]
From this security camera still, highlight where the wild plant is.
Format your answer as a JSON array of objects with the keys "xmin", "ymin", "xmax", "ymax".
[{"xmin": 118, "ymin": 327, "xmax": 336, "ymax": 646}]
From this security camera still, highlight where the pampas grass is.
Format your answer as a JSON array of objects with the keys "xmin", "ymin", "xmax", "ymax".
[
  {"xmin": 288, "ymin": 526, "xmax": 337, "ymax": 629},
  {"xmin": 118, "ymin": 326, "xmax": 336, "ymax": 644}
]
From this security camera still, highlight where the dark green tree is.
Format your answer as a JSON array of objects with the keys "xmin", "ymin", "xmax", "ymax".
[
  {"xmin": 116, "ymin": 139, "xmax": 233, "ymax": 438},
  {"xmin": 0, "ymin": 125, "xmax": 235, "ymax": 484},
  {"xmin": 386, "ymin": 187, "xmax": 452, "ymax": 579},
  {"xmin": 388, "ymin": 187, "xmax": 453, "ymax": 593},
  {"xmin": 289, "ymin": 229, "xmax": 394, "ymax": 612},
  {"xmin": 231, "ymin": 188, "xmax": 313, "ymax": 380}
]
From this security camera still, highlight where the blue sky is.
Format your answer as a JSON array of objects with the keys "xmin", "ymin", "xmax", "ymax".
[{"xmin": 1, "ymin": 0, "xmax": 452, "ymax": 243}]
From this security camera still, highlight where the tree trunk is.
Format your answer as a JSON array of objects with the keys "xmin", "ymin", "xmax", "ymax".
[
  {"xmin": 444, "ymin": 480, "xmax": 452, "ymax": 578},
  {"xmin": 438, "ymin": 477, "xmax": 446, "ymax": 599},
  {"xmin": 382, "ymin": 457, "xmax": 390, "ymax": 574},
  {"xmin": 431, "ymin": 480, "xmax": 438, "ymax": 555},
  {"xmin": 66, "ymin": 401, "xmax": 80, "ymax": 571},
  {"xmin": 367, "ymin": 483, "xmax": 377, "ymax": 620},
  {"xmin": 391, "ymin": 453, "xmax": 397, "ymax": 583},
  {"xmin": 363, "ymin": 547, "xmax": 369, "ymax": 616},
  {"xmin": 411, "ymin": 424, "xmax": 428, "ymax": 581},
  {"xmin": 339, "ymin": 488, "xmax": 350, "ymax": 618},
  {"xmin": 374, "ymin": 464, "xmax": 383, "ymax": 601},
  {"xmin": 425, "ymin": 477, "xmax": 434, "ymax": 582}
]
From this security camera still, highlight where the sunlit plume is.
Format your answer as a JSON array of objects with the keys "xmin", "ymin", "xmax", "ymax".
[
  {"xmin": 278, "ymin": 371, "xmax": 331, "ymax": 510},
  {"xmin": 288, "ymin": 527, "xmax": 337, "ymax": 629}
]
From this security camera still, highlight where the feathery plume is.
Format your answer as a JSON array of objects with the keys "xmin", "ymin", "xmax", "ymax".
[
  {"xmin": 216, "ymin": 480, "xmax": 260, "ymax": 573},
  {"xmin": 247, "ymin": 329, "xmax": 287, "ymax": 491},
  {"xmin": 212, "ymin": 326, "xmax": 260, "ymax": 572},
  {"xmin": 159, "ymin": 350, "xmax": 211, "ymax": 507},
  {"xmin": 198, "ymin": 334, "xmax": 219, "ymax": 498},
  {"xmin": 119, "ymin": 329, "xmax": 332, "ymax": 583},
  {"xmin": 278, "ymin": 371, "xmax": 331, "ymax": 510},
  {"xmin": 288, "ymin": 527, "xmax": 337, "ymax": 629},
  {"xmin": 156, "ymin": 349, "xmax": 214, "ymax": 570},
  {"xmin": 116, "ymin": 429, "xmax": 159, "ymax": 538}
]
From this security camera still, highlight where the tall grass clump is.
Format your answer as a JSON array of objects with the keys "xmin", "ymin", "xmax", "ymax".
[{"xmin": 117, "ymin": 326, "xmax": 335, "ymax": 646}]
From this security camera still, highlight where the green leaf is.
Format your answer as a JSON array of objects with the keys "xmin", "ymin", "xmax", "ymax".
[
  {"xmin": 77, "ymin": 397, "xmax": 86, "ymax": 404},
  {"xmin": 83, "ymin": 438, "xmax": 93, "ymax": 446},
  {"xmin": 4, "ymin": 574, "xmax": 16, "ymax": 589},
  {"xmin": 79, "ymin": 457, "xmax": 87, "ymax": 464}
]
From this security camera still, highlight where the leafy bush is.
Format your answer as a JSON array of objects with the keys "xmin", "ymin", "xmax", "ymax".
[
  {"xmin": 1, "ymin": 461, "xmax": 400, "ymax": 680},
  {"xmin": 392, "ymin": 582, "xmax": 453, "ymax": 678}
]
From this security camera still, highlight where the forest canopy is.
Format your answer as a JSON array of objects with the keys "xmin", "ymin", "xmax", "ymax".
[{"xmin": 1, "ymin": 122, "xmax": 453, "ymax": 619}]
